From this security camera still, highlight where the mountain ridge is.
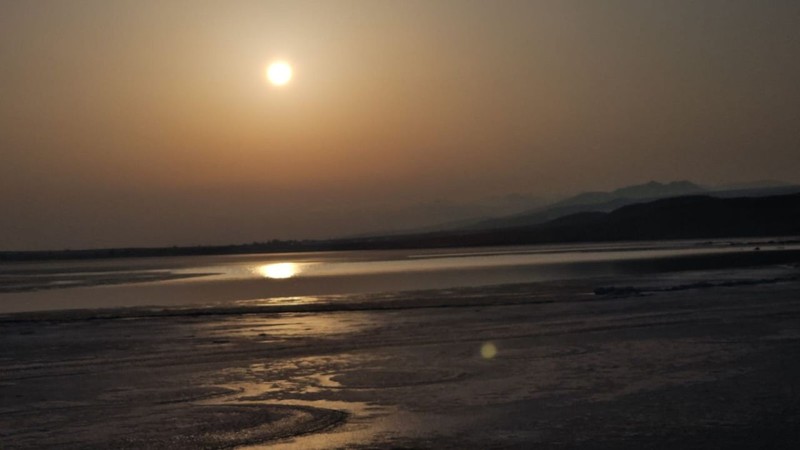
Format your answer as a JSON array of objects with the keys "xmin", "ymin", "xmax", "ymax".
[
  {"xmin": 3, "ymin": 192, "xmax": 799, "ymax": 261},
  {"xmin": 458, "ymin": 180, "xmax": 800, "ymax": 232},
  {"xmin": 340, "ymin": 193, "xmax": 800, "ymax": 249}
]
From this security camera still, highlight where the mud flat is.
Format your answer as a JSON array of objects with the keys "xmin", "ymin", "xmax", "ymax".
[{"xmin": 2, "ymin": 264, "xmax": 800, "ymax": 448}]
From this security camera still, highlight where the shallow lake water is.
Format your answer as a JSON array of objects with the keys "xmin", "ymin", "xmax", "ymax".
[
  {"xmin": 3, "ymin": 239, "xmax": 800, "ymax": 448},
  {"xmin": 1, "ymin": 237, "xmax": 798, "ymax": 313}
]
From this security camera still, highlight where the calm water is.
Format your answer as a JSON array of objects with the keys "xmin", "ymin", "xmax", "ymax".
[{"xmin": 1, "ymin": 238, "xmax": 798, "ymax": 313}]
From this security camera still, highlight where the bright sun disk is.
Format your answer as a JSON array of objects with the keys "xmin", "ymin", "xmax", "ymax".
[{"xmin": 266, "ymin": 61, "xmax": 292, "ymax": 86}]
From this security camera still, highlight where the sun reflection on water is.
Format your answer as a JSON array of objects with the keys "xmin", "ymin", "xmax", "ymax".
[{"xmin": 256, "ymin": 262, "xmax": 301, "ymax": 279}]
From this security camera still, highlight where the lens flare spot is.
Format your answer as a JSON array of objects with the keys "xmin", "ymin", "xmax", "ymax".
[
  {"xmin": 257, "ymin": 263, "xmax": 299, "ymax": 279},
  {"xmin": 481, "ymin": 342, "xmax": 497, "ymax": 359}
]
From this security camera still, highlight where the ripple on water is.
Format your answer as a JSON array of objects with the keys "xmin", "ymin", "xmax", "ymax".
[
  {"xmin": 107, "ymin": 404, "xmax": 347, "ymax": 449},
  {"xmin": 329, "ymin": 369, "xmax": 467, "ymax": 389}
]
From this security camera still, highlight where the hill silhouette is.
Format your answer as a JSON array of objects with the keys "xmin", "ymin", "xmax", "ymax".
[
  {"xmin": 461, "ymin": 180, "xmax": 706, "ymax": 230},
  {"xmin": 459, "ymin": 181, "xmax": 800, "ymax": 231},
  {"xmin": 2, "ymin": 193, "xmax": 799, "ymax": 261},
  {"xmin": 336, "ymin": 193, "xmax": 800, "ymax": 249}
]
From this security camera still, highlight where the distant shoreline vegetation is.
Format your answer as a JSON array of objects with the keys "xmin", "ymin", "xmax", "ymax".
[{"xmin": 3, "ymin": 193, "xmax": 800, "ymax": 262}]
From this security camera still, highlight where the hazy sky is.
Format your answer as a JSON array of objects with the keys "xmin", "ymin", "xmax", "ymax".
[{"xmin": 2, "ymin": 0, "xmax": 799, "ymax": 250}]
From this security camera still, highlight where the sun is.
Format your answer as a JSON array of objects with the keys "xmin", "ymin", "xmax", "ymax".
[{"xmin": 266, "ymin": 61, "xmax": 292, "ymax": 86}]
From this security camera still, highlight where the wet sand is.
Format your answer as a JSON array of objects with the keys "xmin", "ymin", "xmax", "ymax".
[{"xmin": 2, "ymin": 266, "xmax": 800, "ymax": 448}]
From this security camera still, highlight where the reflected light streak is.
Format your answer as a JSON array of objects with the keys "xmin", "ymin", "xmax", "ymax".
[{"xmin": 256, "ymin": 262, "xmax": 301, "ymax": 279}]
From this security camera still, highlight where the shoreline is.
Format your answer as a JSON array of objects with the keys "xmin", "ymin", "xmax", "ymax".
[
  {"xmin": 1, "ymin": 244, "xmax": 800, "ymax": 315},
  {"xmin": 3, "ymin": 233, "xmax": 799, "ymax": 263},
  {"xmin": 1, "ymin": 266, "xmax": 798, "ymax": 324}
]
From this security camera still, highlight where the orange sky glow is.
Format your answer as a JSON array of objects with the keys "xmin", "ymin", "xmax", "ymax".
[{"xmin": 1, "ymin": 1, "xmax": 799, "ymax": 249}]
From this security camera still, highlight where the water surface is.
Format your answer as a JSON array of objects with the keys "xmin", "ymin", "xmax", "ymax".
[{"xmin": 1, "ymin": 238, "xmax": 797, "ymax": 313}]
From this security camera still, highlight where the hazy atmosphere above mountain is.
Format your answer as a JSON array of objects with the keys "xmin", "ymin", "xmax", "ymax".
[{"xmin": 2, "ymin": 0, "xmax": 800, "ymax": 250}]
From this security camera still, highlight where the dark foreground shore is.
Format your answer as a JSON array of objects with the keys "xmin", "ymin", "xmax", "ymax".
[{"xmin": 2, "ymin": 264, "xmax": 800, "ymax": 448}]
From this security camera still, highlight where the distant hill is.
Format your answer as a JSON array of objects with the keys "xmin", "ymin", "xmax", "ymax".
[
  {"xmin": 713, "ymin": 180, "xmax": 793, "ymax": 191},
  {"xmin": 528, "ymin": 193, "xmax": 800, "ymax": 243},
  {"xmin": 459, "ymin": 180, "xmax": 800, "ymax": 231},
  {"xmin": 707, "ymin": 184, "xmax": 800, "ymax": 199},
  {"xmin": 4, "ymin": 192, "xmax": 799, "ymax": 261},
  {"xmin": 335, "ymin": 193, "xmax": 800, "ymax": 249},
  {"xmin": 463, "ymin": 181, "xmax": 707, "ymax": 230},
  {"xmin": 555, "ymin": 180, "xmax": 707, "ymax": 209}
]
